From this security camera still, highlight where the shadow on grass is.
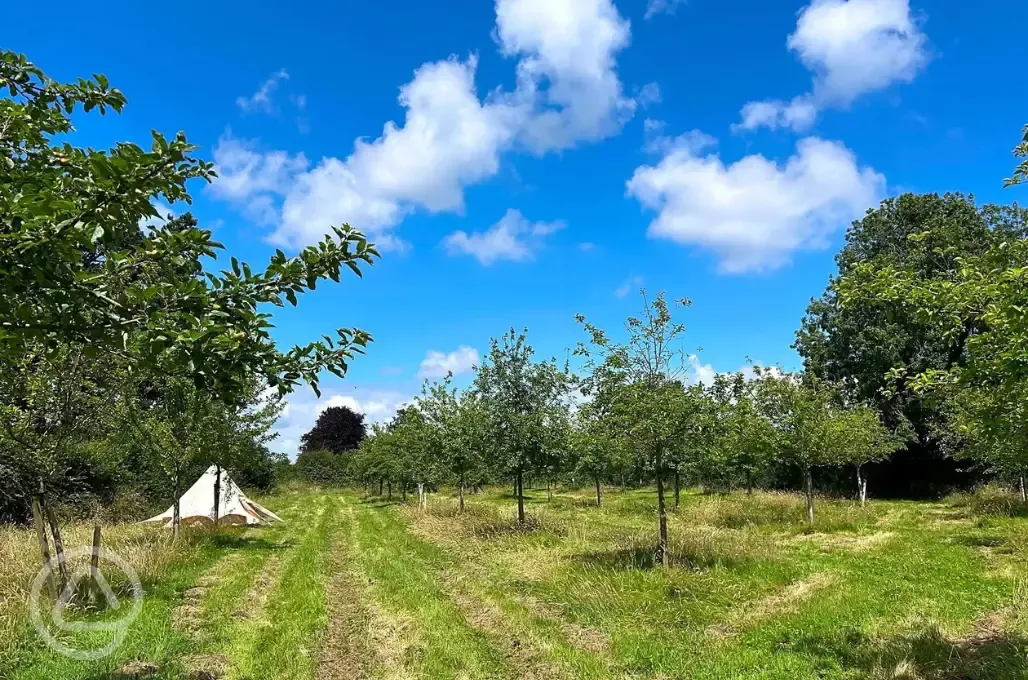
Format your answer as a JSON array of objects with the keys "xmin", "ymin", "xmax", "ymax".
[
  {"xmin": 792, "ymin": 623, "xmax": 1028, "ymax": 679},
  {"xmin": 572, "ymin": 544, "xmax": 753, "ymax": 571},
  {"xmin": 953, "ymin": 534, "xmax": 1008, "ymax": 550},
  {"xmin": 210, "ymin": 533, "xmax": 293, "ymax": 552},
  {"xmin": 359, "ymin": 497, "xmax": 403, "ymax": 508}
]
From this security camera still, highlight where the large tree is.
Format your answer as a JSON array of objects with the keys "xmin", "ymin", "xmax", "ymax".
[
  {"xmin": 794, "ymin": 192, "xmax": 1028, "ymax": 496},
  {"xmin": 300, "ymin": 405, "xmax": 367, "ymax": 454}
]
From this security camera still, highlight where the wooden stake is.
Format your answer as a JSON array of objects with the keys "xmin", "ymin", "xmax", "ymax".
[
  {"xmin": 31, "ymin": 496, "xmax": 57, "ymax": 600},
  {"xmin": 43, "ymin": 500, "xmax": 70, "ymax": 592},
  {"xmin": 89, "ymin": 525, "xmax": 102, "ymax": 603}
]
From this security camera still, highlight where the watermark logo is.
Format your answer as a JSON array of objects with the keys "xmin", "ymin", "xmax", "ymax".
[{"xmin": 29, "ymin": 546, "xmax": 144, "ymax": 660}]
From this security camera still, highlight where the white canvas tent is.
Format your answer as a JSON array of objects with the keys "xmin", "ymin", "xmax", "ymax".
[{"xmin": 142, "ymin": 465, "xmax": 283, "ymax": 528}]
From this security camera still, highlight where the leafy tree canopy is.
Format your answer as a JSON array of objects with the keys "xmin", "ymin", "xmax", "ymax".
[{"xmin": 300, "ymin": 405, "xmax": 367, "ymax": 454}]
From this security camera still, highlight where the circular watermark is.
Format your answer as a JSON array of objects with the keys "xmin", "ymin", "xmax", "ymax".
[{"xmin": 29, "ymin": 546, "xmax": 144, "ymax": 660}]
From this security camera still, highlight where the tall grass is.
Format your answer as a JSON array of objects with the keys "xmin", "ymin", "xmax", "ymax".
[{"xmin": 0, "ymin": 521, "xmax": 207, "ymax": 666}]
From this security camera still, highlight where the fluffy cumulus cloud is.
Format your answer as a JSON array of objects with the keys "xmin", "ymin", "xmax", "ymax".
[
  {"xmin": 208, "ymin": 134, "xmax": 308, "ymax": 225},
  {"xmin": 736, "ymin": 0, "xmax": 928, "ymax": 132},
  {"xmin": 627, "ymin": 135, "xmax": 885, "ymax": 272},
  {"xmin": 495, "ymin": 0, "xmax": 634, "ymax": 152},
  {"xmin": 269, "ymin": 387, "xmax": 411, "ymax": 459},
  {"xmin": 418, "ymin": 346, "xmax": 480, "ymax": 379},
  {"xmin": 210, "ymin": 0, "xmax": 637, "ymax": 249},
  {"xmin": 444, "ymin": 209, "xmax": 565, "ymax": 265},
  {"xmin": 686, "ymin": 354, "xmax": 717, "ymax": 386}
]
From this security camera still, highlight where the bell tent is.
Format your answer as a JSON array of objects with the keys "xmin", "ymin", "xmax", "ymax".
[{"xmin": 143, "ymin": 465, "xmax": 283, "ymax": 528}]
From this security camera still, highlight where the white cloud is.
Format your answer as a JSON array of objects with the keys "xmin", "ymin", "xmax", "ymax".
[
  {"xmin": 614, "ymin": 275, "xmax": 643, "ymax": 299},
  {"xmin": 269, "ymin": 387, "xmax": 412, "ymax": 460},
  {"xmin": 237, "ymin": 69, "xmax": 290, "ymax": 114},
  {"xmin": 686, "ymin": 354, "xmax": 716, "ymax": 386},
  {"xmin": 637, "ymin": 82, "xmax": 662, "ymax": 108},
  {"xmin": 444, "ymin": 209, "xmax": 564, "ymax": 265},
  {"xmin": 418, "ymin": 346, "xmax": 480, "ymax": 379},
  {"xmin": 210, "ymin": 0, "xmax": 637, "ymax": 248},
  {"xmin": 496, "ymin": 0, "xmax": 634, "ymax": 153},
  {"xmin": 645, "ymin": 0, "xmax": 685, "ymax": 19},
  {"xmin": 733, "ymin": 96, "xmax": 818, "ymax": 133},
  {"xmin": 792, "ymin": 0, "xmax": 928, "ymax": 105},
  {"xmin": 627, "ymin": 135, "xmax": 885, "ymax": 272},
  {"xmin": 736, "ymin": 0, "xmax": 928, "ymax": 132},
  {"xmin": 644, "ymin": 119, "xmax": 717, "ymax": 155},
  {"xmin": 209, "ymin": 134, "xmax": 308, "ymax": 225}
]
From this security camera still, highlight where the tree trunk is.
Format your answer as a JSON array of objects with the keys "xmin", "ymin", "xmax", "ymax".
[
  {"xmin": 857, "ymin": 463, "xmax": 867, "ymax": 507},
  {"xmin": 1020, "ymin": 475, "xmax": 1026, "ymax": 503},
  {"xmin": 516, "ymin": 469, "xmax": 525, "ymax": 524},
  {"xmin": 418, "ymin": 483, "xmax": 425, "ymax": 509},
  {"xmin": 459, "ymin": 475, "xmax": 466, "ymax": 512},
  {"xmin": 31, "ymin": 495, "xmax": 57, "ymax": 600},
  {"xmin": 620, "ymin": 474, "xmax": 626, "ymax": 492},
  {"xmin": 595, "ymin": 476, "xmax": 602, "ymax": 507},
  {"xmin": 387, "ymin": 481, "xmax": 392, "ymax": 500},
  {"xmin": 804, "ymin": 467, "xmax": 815, "ymax": 525},
  {"xmin": 673, "ymin": 470, "xmax": 681, "ymax": 511},
  {"xmin": 379, "ymin": 478, "xmax": 384, "ymax": 496},
  {"xmin": 746, "ymin": 470, "xmax": 754, "ymax": 496},
  {"xmin": 213, "ymin": 464, "xmax": 222, "ymax": 524},
  {"xmin": 656, "ymin": 450, "xmax": 669, "ymax": 567},
  {"xmin": 547, "ymin": 477, "xmax": 552, "ymax": 503},
  {"xmin": 40, "ymin": 491, "xmax": 69, "ymax": 591}
]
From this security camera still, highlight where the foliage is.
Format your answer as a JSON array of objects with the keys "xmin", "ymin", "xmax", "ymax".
[
  {"xmin": 418, "ymin": 376, "xmax": 491, "ymax": 506},
  {"xmin": 299, "ymin": 404, "xmax": 367, "ymax": 454},
  {"xmin": 796, "ymin": 192, "xmax": 1028, "ymax": 495},
  {"xmin": 295, "ymin": 449, "xmax": 350, "ymax": 486},
  {"xmin": 0, "ymin": 52, "xmax": 376, "ymax": 522},
  {"xmin": 1008, "ymin": 123, "xmax": 1028, "ymax": 187},
  {"xmin": 473, "ymin": 329, "xmax": 573, "ymax": 521},
  {"xmin": 704, "ymin": 371, "xmax": 776, "ymax": 491},
  {"xmin": 0, "ymin": 51, "xmax": 378, "ymax": 400},
  {"xmin": 576, "ymin": 290, "xmax": 697, "ymax": 562}
]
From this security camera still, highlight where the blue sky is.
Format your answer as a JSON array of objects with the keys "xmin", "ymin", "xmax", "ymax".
[{"xmin": 6, "ymin": 0, "xmax": 1025, "ymax": 456}]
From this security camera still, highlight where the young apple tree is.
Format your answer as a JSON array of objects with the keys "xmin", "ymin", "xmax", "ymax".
[{"xmin": 576, "ymin": 291, "xmax": 694, "ymax": 566}]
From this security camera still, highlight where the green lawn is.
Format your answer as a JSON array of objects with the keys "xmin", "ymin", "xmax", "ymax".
[{"xmin": 4, "ymin": 485, "xmax": 1028, "ymax": 679}]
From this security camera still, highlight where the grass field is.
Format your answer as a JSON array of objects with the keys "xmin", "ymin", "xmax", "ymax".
[{"xmin": 3, "ymin": 485, "xmax": 1028, "ymax": 679}]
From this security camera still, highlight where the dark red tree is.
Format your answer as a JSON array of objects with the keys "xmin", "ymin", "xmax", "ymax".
[{"xmin": 300, "ymin": 405, "xmax": 367, "ymax": 454}]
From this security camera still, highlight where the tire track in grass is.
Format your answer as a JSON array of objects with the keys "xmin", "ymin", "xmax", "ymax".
[
  {"xmin": 316, "ymin": 502, "xmax": 373, "ymax": 680},
  {"xmin": 339, "ymin": 495, "xmax": 515, "ymax": 679},
  {"xmin": 226, "ymin": 493, "xmax": 335, "ymax": 680}
]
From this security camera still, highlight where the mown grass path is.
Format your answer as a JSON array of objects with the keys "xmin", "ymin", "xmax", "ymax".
[{"xmin": 6, "ymin": 486, "xmax": 1028, "ymax": 679}]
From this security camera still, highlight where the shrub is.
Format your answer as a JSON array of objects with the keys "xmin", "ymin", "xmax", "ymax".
[{"xmin": 294, "ymin": 449, "xmax": 349, "ymax": 486}]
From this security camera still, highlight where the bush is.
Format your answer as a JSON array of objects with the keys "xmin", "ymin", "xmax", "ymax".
[
  {"xmin": 294, "ymin": 449, "xmax": 349, "ymax": 486},
  {"xmin": 947, "ymin": 484, "xmax": 1028, "ymax": 518}
]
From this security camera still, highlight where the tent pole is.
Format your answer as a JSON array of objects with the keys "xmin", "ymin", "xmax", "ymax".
[{"xmin": 213, "ymin": 464, "xmax": 221, "ymax": 525}]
